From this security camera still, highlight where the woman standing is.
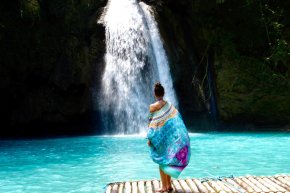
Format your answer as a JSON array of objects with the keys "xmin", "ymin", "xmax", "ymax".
[{"xmin": 147, "ymin": 82, "xmax": 191, "ymax": 192}]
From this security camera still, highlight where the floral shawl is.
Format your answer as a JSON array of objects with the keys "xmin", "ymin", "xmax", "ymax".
[{"xmin": 147, "ymin": 101, "xmax": 191, "ymax": 178}]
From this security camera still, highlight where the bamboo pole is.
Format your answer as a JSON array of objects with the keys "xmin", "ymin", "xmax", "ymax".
[
  {"xmin": 208, "ymin": 180, "xmax": 226, "ymax": 193},
  {"xmin": 216, "ymin": 180, "xmax": 232, "ymax": 192},
  {"xmin": 220, "ymin": 180, "xmax": 239, "ymax": 193},
  {"xmin": 240, "ymin": 177, "xmax": 262, "ymax": 192},
  {"xmin": 137, "ymin": 181, "xmax": 145, "ymax": 193},
  {"xmin": 284, "ymin": 176, "xmax": 290, "ymax": 184},
  {"xmin": 268, "ymin": 177, "xmax": 290, "ymax": 191},
  {"xmin": 263, "ymin": 177, "xmax": 287, "ymax": 192},
  {"xmin": 276, "ymin": 176, "xmax": 290, "ymax": 188},
  {"xmin": 224, "ymin": 178, "xmax": 247, "ymax": 193},
  {"xmin": 256, "ymin": 177, "xmax": 279, "ymax": 192},
  {"xmin": 124, "ymin": 182, "xmax": 131, "ymax": 193},
  {"xmin": 145, "ymin": 181, "xmax": 153, "ymax": 193},
  {"xmin": 106, "ymin": 185, "xmax": 112, "ymax": 193},
  {"xmin": 118, "ymin": 183, "xmax": 124, "ymax": 193},
  {"xmin": 233, "ymin": 178, "xmax": 254, "ymax": 192},
  {"xmin": 179, "ymin": 179, "xmax": 193, "ymax": 193},
  {"xmin": 105, "ymin": 175, "xmax": 290, "ymax": 193},
  {"xmin": 172, "ymin": 179, "xmax": 185, "ymax": 193},
  {"xmin": 185, "ymin": 179, "xmax": 200, "ymax": 193},
  {"xmin": 202, "ymin": 181, "xmax": 216, "ymax": 193},
  {"xmin": 131, "ymin": 181, "xmax": 137, "ymax": 193},
  {"xmin": 111, "ymin": 183, "xmax": 119, "ymax": 193},
  {"xmin": 152, "ymin": 180, "xmax": 160, "ymax": 192},
  {"xmin": 171, "ymin": 180, "xmax": 177, "ymax": 193},
  {"xmin": 193, "ymin": 179, "xmax": 209, "ymax": 193},
  {"xmin": 247, "ymin": 176, "xmax": 271, "ymax": 192}
]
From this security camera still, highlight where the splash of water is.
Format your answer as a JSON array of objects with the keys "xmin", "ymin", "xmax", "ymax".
[{"xmin": 100, "ymin": 0, "xmax": 177, "ymax": 134}]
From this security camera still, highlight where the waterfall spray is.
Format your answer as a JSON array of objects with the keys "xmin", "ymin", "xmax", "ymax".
[{"xmin": 100, "ymin": 0, "xmax": 177, "ymax": 134}]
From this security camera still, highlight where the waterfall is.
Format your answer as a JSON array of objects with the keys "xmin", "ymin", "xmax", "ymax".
[
  {"xmin": 99, "ymin": 0, "xmax": 177, "ymax": 134},
  {"xmin": 139, "ymin": 2, "xmax": 178, "ymax": 107}
]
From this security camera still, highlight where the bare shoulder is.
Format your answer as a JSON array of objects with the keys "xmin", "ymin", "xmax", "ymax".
[
  {"xmin": 149, "ymin": 102, "xmax": 159, "ymax": 113},
  {"xmin": 149, "ymin": 101, "xmax": 166, "ymax": 112}
]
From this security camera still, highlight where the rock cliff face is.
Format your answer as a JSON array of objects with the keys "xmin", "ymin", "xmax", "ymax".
[
  {"xmin": 0, "ymin": 0, "xmax": 289, "ymax": 137},
  {"xmin": 0, "ymin": 0, "xmax": 107, "ymax": 136},
  {"xmin": 147, "ymin": 0, "xmax": 290, "ymax": 129}
]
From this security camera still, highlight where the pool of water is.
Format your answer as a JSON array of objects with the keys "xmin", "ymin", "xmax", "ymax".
[{"xmin": 0, "ymin": 132, "xmax": 289, "ymax": 192}]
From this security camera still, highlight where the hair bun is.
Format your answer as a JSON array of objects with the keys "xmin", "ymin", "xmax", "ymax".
[
  {"xmin": 154, "ymin": 82, "xmax": 165, "ymax": 97},
  {"xmin": 154, "ymin": 82, "xmax": 162, "ymax": 87}
]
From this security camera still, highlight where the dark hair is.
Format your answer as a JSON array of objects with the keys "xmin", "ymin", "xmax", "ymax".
[{"xmin": 154, "ymin": 82, "xmax": 164, "ymax": 97}]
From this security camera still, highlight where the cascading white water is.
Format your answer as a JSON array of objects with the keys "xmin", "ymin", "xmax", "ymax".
[
  {"xmin": 139, "ymin": 2, "xmax": 178, "ymax": 107},
  {"xmin": 100, "ymin": 0, "xmax": 177, "ymax": 134}
]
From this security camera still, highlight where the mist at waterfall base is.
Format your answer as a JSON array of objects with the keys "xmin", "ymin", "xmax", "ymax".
[{"xmin": 97, "ymin": 0, "xmax": 178, "ymax": 135}]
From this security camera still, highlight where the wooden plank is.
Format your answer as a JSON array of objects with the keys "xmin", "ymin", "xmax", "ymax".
[
  {"xmin": 269, "ymin": 177, "xmax": 290, "ymax": 191},
  {"xmin": 131, "ymin": 181, "xmax": 137, "ymax": 193},
  {"xmin": 172, "ymin": 179, "xmax": 185, "ymax": 193},
  {"xmin": 233, "ymin": 178, "xmax": 254, "ymax": 192},
  {"xmin": 124, "ymin": 182, "xmax": 131, "ymax": 193},
  {"xmin": 118, "ymin": 183, "xmax": 124, "ymax": 193},
  {"xmin": 193, "ymin": 179, "xmax": 209, "ymax": 193},
  {"xmin": 185, "ymin": 179, "xmax": 200, "ymax": 193},
  {"xmin": 111, "ymin": 183, "xmax": 119, "ymax": 193},
  {"xmin": 224, "ymin": 178, "xmax": 247, "ymax": 193},
  {"xmin": 202, "ymin": 181, "xmax": 216, "ymax": 193},
  {"xmin": 137, "ymin": 181, "xmax": 145, "ymax": 193},
  {"xmin": 240, "ymin": 177, "xmax": 262, "ymax": 192},
  {"xmin": 106, "ymin": 185, "xmax": 112, "ymax": 193},
  {"xmin": 145, "ymin": 181, "xmax": 153, "ymax": 193},
  {"xmin": 247, "ymin": 176, "xmax": 271, "ymax": 192},
  {"xmin": 179, "ymin": 179, "xmax": 193, "ymax": 193}
]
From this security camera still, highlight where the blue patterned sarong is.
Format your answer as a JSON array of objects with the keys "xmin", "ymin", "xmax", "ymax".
[{"xmin": 147, "ymin": 102, "xmax": 191, "ymax": 178}]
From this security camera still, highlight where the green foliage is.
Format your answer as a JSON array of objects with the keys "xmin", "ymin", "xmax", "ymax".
[
  {"xmin": 198, "ymin": 0, "xmax": 290, "ymax": 124},
  {"xmin": 155, "ymin": 0, "xmax": 289, "ymax": 125},
  {"xmin": 0, "ymin": 0, "xmax": 106, "ymax": 125},
  {"xmin": 22, "ymin": 0, "xmax": 40, "ymax": 19}
]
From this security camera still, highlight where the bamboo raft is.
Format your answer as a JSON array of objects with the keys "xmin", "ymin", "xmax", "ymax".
[{"xmin": 105, "ymin": 174, "xmax": 290, "ymax": 193}]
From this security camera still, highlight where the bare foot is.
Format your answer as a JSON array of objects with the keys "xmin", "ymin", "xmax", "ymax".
[{"xmin": 155, "ymin": 187, "xmax": 167, "ymax": 192}]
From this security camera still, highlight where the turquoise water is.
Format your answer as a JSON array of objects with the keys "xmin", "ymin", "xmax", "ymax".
[{"xmin": 0, "ymin": 132, "xmax": 289, "ymax": 192}]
